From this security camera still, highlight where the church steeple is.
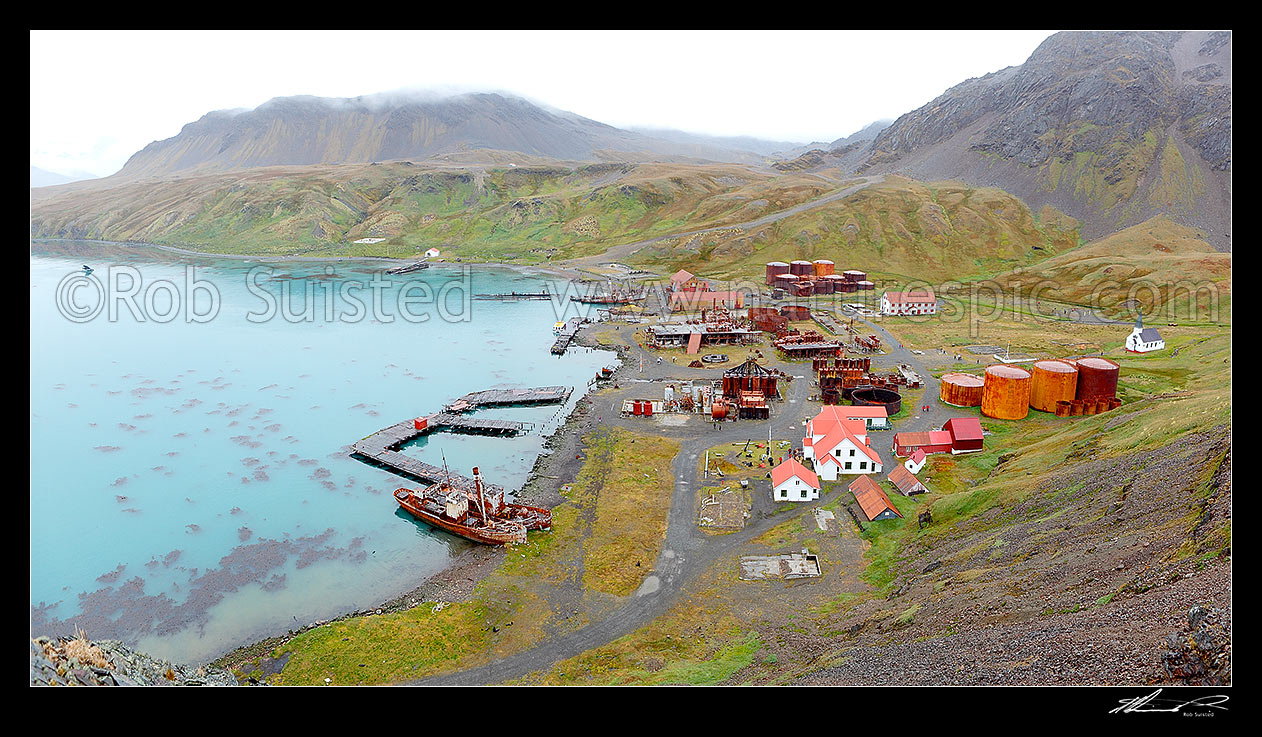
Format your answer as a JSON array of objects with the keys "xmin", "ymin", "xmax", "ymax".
[{"xmin": 1135, "ymin": 309, "xmax": 1143, "ymax": 331}]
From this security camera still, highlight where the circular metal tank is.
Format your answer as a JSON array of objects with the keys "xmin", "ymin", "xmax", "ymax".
[
  {"xmin": 939, "ymin": 372, "xmax": 985, "ymax": 407},
  {"xmin": 851, "ymin": 386, "xmax": 902, "ymax": 416},
  {"xmin": 1075, "ymin": 357, "xmax": 1120, "ymax": 401},
  {"xmin": 765, "ymin": 261, "xmax": 790, "ymax": 285},
  {"xmin": 981, "ymin": 364, "xmax": 1031, "ymax": 420},
  {"xmin": 1029, "ymin": 359, "xmax": 1079, "ymax": 413},
  {"xmin": 813, "ymin": 278, "xmax": 834, "ymax": 294},
  {"xmin": 842, "ymin": 269, "xmax": 866, "ymax": 282},
  {"xmin": 812, "ymin": 259, "xmax": 835, "ymax": 277},
  {"xmin": 789, "ymin": 260, "xmax": 814, "ymax": 276},
  {"xmin": 775, "ymin": 273, "xmax": 800, "ymax": 290}
]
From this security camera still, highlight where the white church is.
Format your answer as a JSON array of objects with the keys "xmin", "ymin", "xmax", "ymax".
[{"xmin": 1125, "ymin": 311, "xmax": 1165, "ymax": 353}]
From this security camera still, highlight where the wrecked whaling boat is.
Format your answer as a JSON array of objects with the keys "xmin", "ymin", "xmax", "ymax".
[
  {"xmin": 384, "ymin": 261, "xmax": 430, "ymax": 275},
  {"xmin": 394, "ymin": 466, "xmax": 552, "ymax": 546}
]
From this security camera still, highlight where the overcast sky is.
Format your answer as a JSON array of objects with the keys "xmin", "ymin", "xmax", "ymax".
[{"xmin": 31, "ymin": 29, "xmax": 1054, "ymax": 178}]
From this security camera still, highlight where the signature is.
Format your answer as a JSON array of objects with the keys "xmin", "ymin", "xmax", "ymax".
[{"xmin": 1111, "ymin": 689, "xmax": 1229, "ymax": 714}]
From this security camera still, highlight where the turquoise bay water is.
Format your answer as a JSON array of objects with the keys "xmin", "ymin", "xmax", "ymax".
[{"xmin": 30, "ymin": 242, "xmax": 613, "ymax": 663}]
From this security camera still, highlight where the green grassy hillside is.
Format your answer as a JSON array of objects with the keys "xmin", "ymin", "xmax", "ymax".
[
  {"xmin": 631, "ymin": 176, "xmax": 1082, "ymax": 284},
  {"xmin": 30, "ymin": 162, "xmax": 834, "ymax": 263}
]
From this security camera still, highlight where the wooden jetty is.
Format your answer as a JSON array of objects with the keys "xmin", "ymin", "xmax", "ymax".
[
  {"xmin": 551, "ymin": 318, "xmax": 585, "ymax": 355},
  {"xmin": 473, "ymin": 291, "xmax": 552, "ymax": 300},
  {"xmin": 350, "ymin": 386, "xmax": 574, "ymax": 487}
]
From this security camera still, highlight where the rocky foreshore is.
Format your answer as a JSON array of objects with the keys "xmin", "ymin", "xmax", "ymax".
[{"xmin": 31, "ymin": 634, "xmax": 240, "ymax": 687}]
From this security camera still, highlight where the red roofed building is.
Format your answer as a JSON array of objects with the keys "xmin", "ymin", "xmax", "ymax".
[
  {"xmin": 892, "ymin": 430, "xmax": 954, "ymax": 458},
  {"xmin": 904, "ymin": 448, "xmax": 928, "ymax": 474},
  {"xmin": 669, "ymin": 269, "xmax": 708, "ymax": 293},
  {"xmin": 943, "ymin": 417, "xmax": 984, "ymax": 454},
  {"xmin": 669, "ymin": 290, "xmax": 745, "ymax": 311},
  {"xmin": 803, "ymin": 410, "xmax": 883, "ymax": 481},
  {"xmin": 887, "ymin": 465, "xmax": 928, "ymax": 496},
  {"xmin": 849, "ymin": 475, "xmax": 903, "ymax": 521},
  {"xmin": 880, "ymin": 289, "xmax": 937, "ymax": 316},
  {"xmin": 771, "ymin": 457, "xmax": 821, "ymax": 502},
  {"xmin": 813, "ymin": 403, "xmax": 890, "ymax": 430}
]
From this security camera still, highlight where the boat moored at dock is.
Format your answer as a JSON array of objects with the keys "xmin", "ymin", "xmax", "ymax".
[{"xmin": 394, "ymin": 466, "xmax": 552, "ymax": 546}]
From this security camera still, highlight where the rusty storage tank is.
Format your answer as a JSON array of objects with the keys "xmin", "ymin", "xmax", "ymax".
[
  {"xmin": 789, "ymin": 260, "xmax": 814, "ymax": 277},
  {"xmin": 813, "ymin": 277, "xmax": 834, "ymax": 294},
  {"xmin": 981, "ymin": 364, "xmax": 1032, "ymax": 420},
  {"xmin": 711, "ymin": 400, "xmax": 727, "ymax": 420},
  {"xmin": 1029, "ymin": 359, "xmax": 1079, "ymax": 413},
  {"xmin": 775, "ymin": 273, "xmax": 800, "ymax": 290},
  {"xmin": 939, "ymin": 372, "xmax": 985, "ymax": 407},
  {"xmin": 813, "ymin": 259, "xmax": 835, "ymax": 277},
  {"xmin": 842, "ymin": 269, "xmax": 866, "ymax": 282},
  {"xmin": 765, "ymin": 261, "xmax": 790, "ymax": 285},
  {"xmin": 851, "ymin": 386, "xmax": 902, "ymax": 416},
  {"xmin": 1074, "ymin": 357, "xmax": 1120, "ymax": 402},
  {"xmin": 857, "ymin": 280, "xmax": 875, "ymax": 290}
]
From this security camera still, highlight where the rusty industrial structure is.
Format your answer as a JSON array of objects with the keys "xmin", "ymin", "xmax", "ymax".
[
  {"xmin": 774, "ymin": 330, "xmax": 844, "ymax": 359},
  {"xmin": 981, "ymin": 364, "xmax": 1033, "ymax": 420},
  {"xmin": 764, "ymin": 262, "xmax": 876, "ymax": 295},
  {"xmin": 1029, "ymin": 359, "xmax": 1079, "ymax": 412},
  {"xmin": 940, "ymin": 372, "xmax": 985, "ymax": 407},
  {"xmin": 852, "ymin": 386, "xmax": 902, "ymax": 415}
]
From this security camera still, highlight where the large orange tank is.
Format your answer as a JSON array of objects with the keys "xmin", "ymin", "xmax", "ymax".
[
  {"xmin": 981, "ymin": 364, "xmax": 1032, "ymax": 420},
  {"xmin": 1074, "ymin": 357, "xmax": 1120, "ymax": 401},
  {"xmin": 939, "ymin": 373, "xmax": 985, "ymax": 407},
  {"xmin": 813, "ymin": 259, "xmax": 835, "ymax": 277},
  {"xmin": 1029, "ymin": 359, "xmax": 1079, "ymax": 413}
]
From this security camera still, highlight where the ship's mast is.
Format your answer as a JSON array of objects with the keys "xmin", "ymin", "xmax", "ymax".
[{"xmin": 472, "ymin": 466, "xmax": 488, "ymax": 521}]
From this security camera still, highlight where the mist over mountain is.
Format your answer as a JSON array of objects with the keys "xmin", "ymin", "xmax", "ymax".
[
  {"xmin": 828, "ymin": 119, "xmax": 893, "ymax": 150},
  {"xmin": 114, "ymin": 92, "xmax": 772, "ymax": 178},
  {"xmin": 30, "ymin": 165, "xmax": 100, "ymax": 188}
]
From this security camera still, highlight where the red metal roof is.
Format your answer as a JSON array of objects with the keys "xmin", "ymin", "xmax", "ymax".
[
  {"xmin": 894, "ymin": 430, "xmax": 952, "ymax": 448},
  {"xmin": 772, "ymin": 457, "xmax": 819, "ymax": 489},
  {"xmin": 887, "ymin": 464, "xmax": 926, "ymax": 494},
  {"xmin": 909, "ymin": 449, "xmax": 927, "ymax": 464},
  {"xmin": 849, "ymin": 475, "xmax": 903, "ymax": 521},
  {"xmin": 670, "ymin": 269, "xmax": 696, "ymax": 284},
  {"xmin": 882, "ymin": 289, "xmax": 936, "ymax": 304},
  {"xmin": 818, "ymin": 405, "xmax": 888, "ymax": 420},
  {"xmin": 943, "ymin": 417, "xmax": 984, "ymax": 442},
  {"xmin": 815, "ymin": 420, "xmax": 881, "ymax": 466}
]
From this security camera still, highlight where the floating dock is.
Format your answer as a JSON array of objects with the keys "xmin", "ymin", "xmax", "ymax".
[{"xmin": 350, "ymin": 386, "xmax": 574, "ymax": 489}]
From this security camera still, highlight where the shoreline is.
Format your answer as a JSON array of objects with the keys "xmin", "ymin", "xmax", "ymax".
[
  {"xmin": 31, "ymin": 237, "xmax": 593, "ymax": 282},
  {"xmin": 208, "ymin": 324, "xmax": 631, "ymax": 675}
]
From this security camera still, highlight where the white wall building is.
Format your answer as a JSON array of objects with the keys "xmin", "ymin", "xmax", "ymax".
[
  {"xmin": 802, "ymin": 411, "xmax": 883, "ymax": 481},
  {"xmin": 1126, "ymin": 311, "xmax": 1165, "ymax": 353},
  {"xmin": 880, "ymin": 289, "xmax": 937, "ymax": 316},
  {"xmin": 771, "ymin": 457, "xmax": 821, "ymax": 502}
]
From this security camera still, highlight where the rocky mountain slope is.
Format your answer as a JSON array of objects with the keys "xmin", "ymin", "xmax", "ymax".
[
  {"xmin": 112, "ymin": 92, "xmax": 769, "ymax": 179},
  {"xmin": 858, "ymin": 31, "xmax": 1231, "ymax": 251}
]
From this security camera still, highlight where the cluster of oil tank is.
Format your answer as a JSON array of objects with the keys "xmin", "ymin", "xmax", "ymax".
[
  {"xmin": 765, "ymin": 261, "xmax": 875, "ymax": 294},
  {"xmin": 940, "ymin": 358, "xmax": 1122, "ymax": 420}
]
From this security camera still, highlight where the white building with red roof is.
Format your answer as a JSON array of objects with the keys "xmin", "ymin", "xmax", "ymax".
[
  {"xmin": 771, "ymin": 457, "xmax": 821, "ymax": 502},
  {"xmin": 903, "ymin": 448, "xmax": 928, "ymax": 474},
  {"xmin": 880, "ymin": 289, "xmax": 937, "ymax": 316},
  {"xmin": 802, "ymin": 407, "xmax": 883, "ymax": 481}
]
